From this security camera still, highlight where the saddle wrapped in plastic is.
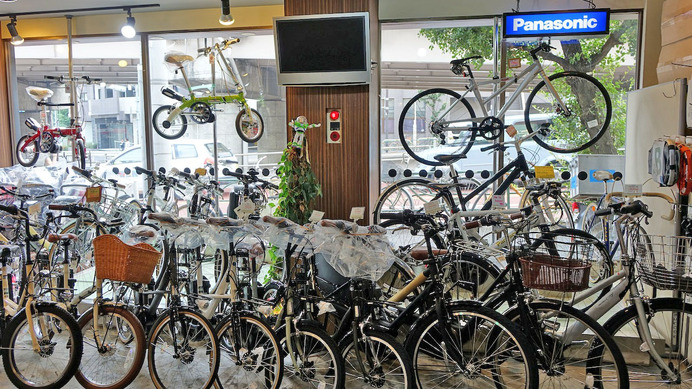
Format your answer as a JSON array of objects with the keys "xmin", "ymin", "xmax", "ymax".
[{"xmin": 313, "ymin": 222, "xmax": 396, "ymax": 281}]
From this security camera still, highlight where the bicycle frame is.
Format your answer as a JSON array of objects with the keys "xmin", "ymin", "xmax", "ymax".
[{"xmin": 436, "ymin": 56, "xmax": 566, "ymax": 130}]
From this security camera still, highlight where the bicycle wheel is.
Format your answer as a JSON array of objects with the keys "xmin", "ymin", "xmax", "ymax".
[
  {"xmin": 75, "ymin": 139, "xmax": 86, "ymax": 169},
  {"xmin": 215, "ymin": 313, "xmax": 283, "ymax": 389},
  {"xmin": 600, "ymin": 297, "xmax": 692, "ymax": 388},
  {"xmin": 147, "ymin": 308, "xmax": 220, "ymax": 389},
  {"xmin": 276, "ymin": 322, "xmax": 345, "ymax": 389},
  {"xmin": 235, "ymin": 108, "xmax": 264, "ymax": 143},
  {"xmin": 505, "ymin": 301, "xmax": 628, "ymax": 389},
  {"xmin": 377, "ymin": 259, "xmax": 416, "ymax": 300},
  {"xmin": 2, "ymin": 304, "xmax": 84, "ymax": 389},
  {"xmin": 398, "ymin": 88, "xmax": 476, "ymax": 166},
  {"xmin": 525, "ymin": 71, "xmax": 611, "ymax": 153},
  {"xmin": 153, "ymin": 105, "xmax": 187, "ymax": 140},
  {"xmin": 374, "ymin": 178, "xmax": 453, "ymax": 224},
  {"xmin": 75, "ymin": 305, "xmax": 146, "ymax": 389},
  {"xmin": 442, "ymin": 250, "xmax": 505, "ymax": 302},
  {"xmin": 406, "ymin": 301, "xmax": 538, "ymax": 389},
  {"xmin": 339, "ymin": 330, "xmax": 414, "ymax": 388},
  {"xmin": 16, "ymin": 135, "xmax": 40, "ymax": 167},
  {"xmin": 529, "ymin": 228, "xmax": 613, "ymax": 310},
  {"xmin": 519, "ymin": 187, "xmax": 574, "ymax": 229}
]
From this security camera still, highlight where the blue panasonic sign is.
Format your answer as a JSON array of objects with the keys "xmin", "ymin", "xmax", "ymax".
[{"xmin": 503, "ymin": 9, "xmax": 610, "ymax": 39}]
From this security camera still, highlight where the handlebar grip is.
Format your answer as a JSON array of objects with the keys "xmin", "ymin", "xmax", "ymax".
[
  {"xmin": 135, "ymin": 166, "xmax": 153, "ymax": 176},
  {"xmin": 378, "ymin": 212, "xmax": 405, "ymax": 222},
  {"xmin": 594, "ymin": 207, "xmax": 613, "ymax": 217},
  {"xmin": 621, "ymin": 201, "xmax": 653, "ymax": 218},
  {"xmin": 177, "ymin": 183, "xmax": 186, "ymax": 190},
  {"xmin": 0, "ymin": 204, "xmax": 19, "ymax": 215},
  {"xmin": 509, "ymin": 212, "xmax": 525, "ymax": 220},
  {"xmin": 44, "ymin": 75, "xmax": 60, "ymax": 80},
  {"xmin": 71, "ymin": 166, "xmax": 92, "ymax": 178},
  {"xmin": 480, "ymin": 145, "xmax": 495, "ymax": 152},
  {"xmin": 48, "ymin": 204, "xmax": 72, "ymax": 211},
  {"xmin": 462, "ymin": 220, "xmax": 480, "ymax": 229}
]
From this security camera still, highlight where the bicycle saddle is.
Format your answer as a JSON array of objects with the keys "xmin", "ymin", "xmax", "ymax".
[
  {"xmin": 450, "ymin": 55, "xmax": 483, "ymax": 66},
  {"xmin": 26, "ymin": 86, "xmax": 53, "ymax": 102},
  {"xmin": 409, "ymin": 248, "xmax": 448, "ymax": 262},
  {"xmin": 434, "ymin": 154, "xmax": 466, "ymax": 165},
  {"xmin": 206, "ymin": 216, "xmax": 243, "ymax": 227},
  {"xmin": 592, "ymin": 170, "xmax": 613, "ymax": 182},
  {"xmin": 164, "ymin": 53, "xmax": 194, "ymax": 67},
  {"xmin": 129, "ymin": 225, "xmax": 158, "ymax": 238}
]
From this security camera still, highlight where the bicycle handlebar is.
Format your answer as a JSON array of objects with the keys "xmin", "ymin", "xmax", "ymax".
[
  {"xmin": 0, "ymin": 204, "xmax": 20, "ymax": 216},
  {"xmin": 135, "ymin": 166, "xmax": 153, "ymax": 177},
  {"xmin": 604, "ymin": 191, "xmax": 675, "ymax": 220},
  {"xmin": 72, "ymin": 166, "xmax": 92, "ymax": 179}
]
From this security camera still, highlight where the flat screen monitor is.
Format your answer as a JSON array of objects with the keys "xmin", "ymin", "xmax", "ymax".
[{"xmin": 274, "ymin": 12, "xmax": 371, "ymax": 86}]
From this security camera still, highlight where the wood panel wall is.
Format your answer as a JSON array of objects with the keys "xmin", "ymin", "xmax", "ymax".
[
  {"xmin": 0, "ymin": 43, "xmax": 13, "ymax": 167},
  {"xmin": 285, "ymin": 0, "xmax": 373, "ymax": 221}
]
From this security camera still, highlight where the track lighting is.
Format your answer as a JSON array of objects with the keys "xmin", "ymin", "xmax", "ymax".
[
  {"xmin": 219, "ymin": 0, "xmax": 234, "ymax": 26},
  {"xmin": 121, "ymin": 8, "xmax": 136, "ymax": 38},
  {"xmin": 6, "ymin": 16, "xmax": 23, "ymax": 45}
]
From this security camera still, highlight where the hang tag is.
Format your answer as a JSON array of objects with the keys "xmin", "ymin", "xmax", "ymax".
[
  {"xmin": 534, "ymin": 165, "xmax": 555, "ymax": 179},
  {"xmin": 492, "ymin": 194, "xmax": 506, "ymax": 209},
  {"xmin": 423, "ymin": 200, "xmax": 442, "ymax": 215},
  {"xmin": 623, "ymin": 184, "xmax": 643, "ymax": 197},
  {"xmin": 194, "ymin": 168, "xmax": 207, "ymax": 176},
  {"xmin": 234, "ymin": 200, "xmax": 255, "ymax": 220},
  {"xmin": 350, "ymin": 207, "xmax": 365, "ymax": 222},
  {"xmin": 85, "ymin": 186, "xmax": 103, "ymax": 203},
  {"xmin": 508, "ymin": 58, "xmax": 521, "ymax": 68},
  {"xmin": 309, "ymin": 210, "xmax": 325, "ymax": 223},
  {"xmin": 28, "ymin": 202, "xmax": 41, "ymax": 220}
]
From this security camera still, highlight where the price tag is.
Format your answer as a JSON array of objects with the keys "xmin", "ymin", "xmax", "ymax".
[
  {"xmin": 194, "ymin": 168, "xmax": 207, "ymax": 176},
  {"xmin": 85, "ymin": 186, "xmax": 102, "ymax": 203},
  {"xmin": 423, "ymin": 200, "xmax": 442, "ymax": 215},
  {"xmin": 234, "ymin": 200, "xmax": 255, "ymax": 220},
  {"xmin": 534, "ymin": 165, "xmax": 555, "ymax": 179},
  {"xmin": 28, "ymin": 202, "xmax": 41, "ymax": 221},
  {"xmin": 623, "ymin": 184, "xmax": 643, "ymax": 197},
  {"xmin": 492, "ymin": 194, "xmax": 506, "ymax": 209},
  {"xmin": 350, "ymin": 207, "xmax": 365, "ymax": 222},
  {"xmin": 508, "ymin": 58, "xmax": 521, "ymax": 68},
  {"xmin": 309, "ymin": 210, "xmax": 325, "ymax": 223}
]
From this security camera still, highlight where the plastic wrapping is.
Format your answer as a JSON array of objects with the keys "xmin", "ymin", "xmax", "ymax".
[
  {"xmin": 313, "ymin": 223, "xmax": 397, "ymax": 281},
  {"xmin": 121, "ymin": 224, "xmax": 161, "ymax": 246},
  {"xmin": 205, "ymin": 220, "xmax": 266, "ymax": 250},
  {"xmin": 260, "ymin": 218, "xmax": 311, "ymax": 255}
]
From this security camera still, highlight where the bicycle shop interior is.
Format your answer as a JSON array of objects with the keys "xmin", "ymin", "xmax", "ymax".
[{"xmin": 0, "ymin": 0, "xmax": 691, "ymax": 388}]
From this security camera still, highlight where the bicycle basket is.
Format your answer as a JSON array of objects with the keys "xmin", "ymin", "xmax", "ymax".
[
  {"xmin": 635, "ymin": 234, "xmax": 692, "ymax": 293},
  {"xmin": 93, "ymin": 234, "xmax": 161, "ymax": 284},
  {"xmin": 518, "ymin": 232, "xmax": 595, "ymax": 292}
]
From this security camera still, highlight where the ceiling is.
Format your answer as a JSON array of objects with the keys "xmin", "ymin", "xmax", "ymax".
[{"xmin": 0, "ymin": 0, "xmax": 283, "ymax": 18}]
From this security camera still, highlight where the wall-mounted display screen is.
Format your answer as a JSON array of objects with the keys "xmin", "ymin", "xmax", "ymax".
[{"xmin": 274, "ymin": 12, "xmax": 371, "ymax": 86}]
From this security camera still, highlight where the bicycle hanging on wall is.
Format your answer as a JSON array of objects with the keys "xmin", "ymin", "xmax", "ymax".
[{"xmin": 153, "ymin": 38, "xmax": 264, "ymax": 143}]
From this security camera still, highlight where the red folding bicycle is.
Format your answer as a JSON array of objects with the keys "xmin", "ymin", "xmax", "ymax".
[{"xmin": 16, "ymin": 75, "xmax": 100, "ymax": 169}]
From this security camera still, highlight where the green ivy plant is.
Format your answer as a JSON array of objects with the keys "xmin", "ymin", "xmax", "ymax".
[{"xmin": 265, "ymin": 117, "xmax": 322, "ymax": 283}]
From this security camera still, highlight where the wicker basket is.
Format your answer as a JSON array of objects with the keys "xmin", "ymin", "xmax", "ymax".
[
  {"xmin": 93, "ymin": 234, "xmax": 161, "ymax": 284},
  {"xmin": 520, "ymin": 254, "xmax": 592, "ymax": 292}
]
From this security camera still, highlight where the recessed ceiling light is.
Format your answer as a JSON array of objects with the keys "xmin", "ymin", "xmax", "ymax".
[
  {"xmin": 118, "ymin": 59, "xmax": 128, "ymax": 67},
  {"xmin": 241, "ymin": 32, "xmax": 255, "ymax": 36}
]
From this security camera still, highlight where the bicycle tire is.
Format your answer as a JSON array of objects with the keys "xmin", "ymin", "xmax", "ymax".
[
  {"xmin": 2, "ymin": 304, "xmax": 84, "ymax": 389},
  {"xmin": 152, "ymin": 105, "xmax": 187, "ymax": 140},
  {"xmin": 529, "ymin": 227, "xmax": 613, "ymax": 310},
  {"xmin": 16, "ymin": 135, "xmax": 40, "ymax": 167},
  {"xmin": 373, "ymin": 178, "xmax": 453, "ymax": 224},
  {"xmin": 405, "ymin": 301, "xmax": 538, "ymax": 389},
  {"xmin": 235, "ymin": 108, "xmax": 264, "ymax": 143},
  {"xmin": 75, "ymin": 305, "xmax": 146, "ymax": 389},
  {"xmin": 75, "ymin": 139, "xmax": 86, "ymax": 169},
  {"xmin": 519, "ymin": 187, "xmax": 575, "ymax": 229},
  {"xmin": 215, "ymin": 312, "xmax": 283, "ymax": 389},
  {"xmin": 525, "ymin": 71, "xmax": 611, "ymax": 153},
  {"xmin": 504, "ymin": 301, "xmax": 629, "ymax": 389},
  {"xmin": 599, "ymin": 297, "xmax": 692, "ymax": 387},
  {"xmin": 398, "ymin": 88, "xmax": 476, "ymax": 167},
  {"xmin": 147, "ymin": 308, "xmax": 220, "ymax": 389},
  {"xmin": 275, "ymin": 322, "xmax": 345, "ymax": 389},
  {"xmin": 339, "ymin": 330, "xmax": 414, "ymax": 388}
]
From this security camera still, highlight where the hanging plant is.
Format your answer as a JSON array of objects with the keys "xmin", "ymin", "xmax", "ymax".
[{"xmin": 274, "ymin": 116, "xmax": 322, "ymax": 224}]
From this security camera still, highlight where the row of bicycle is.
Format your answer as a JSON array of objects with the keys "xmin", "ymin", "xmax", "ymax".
[{"xmin": 2, "ymin": 178, "xmax": 691, "ymax": 389}]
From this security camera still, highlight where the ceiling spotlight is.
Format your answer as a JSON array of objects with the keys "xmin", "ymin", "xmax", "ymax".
[
  {"xmin": 121, "ymin": 8, "xmax": 136, "ymax": 38},
  {"xmin": 7, "ymin": 16, "xmax": 23, "ymax": 46},
  {"xmin": 219, "ymin": 0, "xmax": 234, "ymax": 26},
  {"xmin": 118, "ymin": 59, "xmax": 128, "ymax": 67}
]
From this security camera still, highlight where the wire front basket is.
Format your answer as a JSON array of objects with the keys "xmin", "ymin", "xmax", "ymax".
[
  {"xmin": 635, "ymin": 234, "xmax": 692, "ymax": 293},
  {"xmin": 517, "ymin": 232, "xmax": 596, "ymax": 292}
]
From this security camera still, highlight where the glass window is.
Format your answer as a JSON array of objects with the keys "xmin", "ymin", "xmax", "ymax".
[
  {"xmin": 112, "ymin": 148, "xmax": 142, "ymax": 164},
  {"xmin": 173, "ymin": 144, "xmax": 198, "ymax": 159}
]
